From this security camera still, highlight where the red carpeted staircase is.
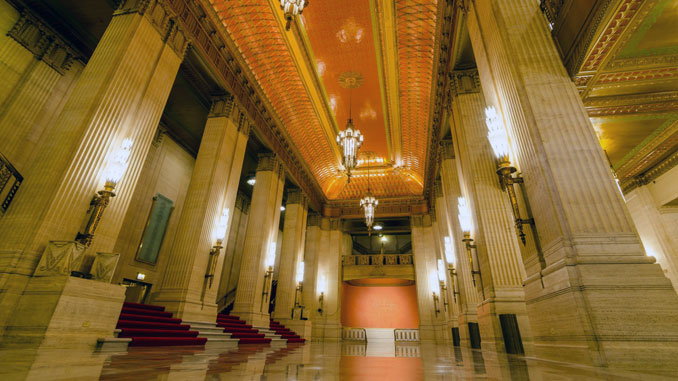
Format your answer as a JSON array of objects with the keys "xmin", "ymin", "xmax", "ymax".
[
  {"xmin": 269, "ymin": 320, "xmax": 305, "ymax": 343},
  {"xmin": 115, "ymin": 302, "xmax": 207, "ymax": 347},
  {"xmin": 217, "ymin": 314, "xmax": 271, "ymax": 344}
]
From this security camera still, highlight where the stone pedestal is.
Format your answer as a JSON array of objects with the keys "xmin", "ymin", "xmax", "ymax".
[
  {"xmin": 231, "ymin": 154, "xmax": 285, "ymax": 328},
  {"xmin": 466, "ymin": 0, "xmax": 678, "ymax": 371},
  {"xmin": 4, "ymin": 276, "xmax": 125, "ymax": 347}
]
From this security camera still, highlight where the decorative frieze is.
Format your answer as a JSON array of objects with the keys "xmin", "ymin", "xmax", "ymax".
[
  {"xmin": 439, "ymin": 139, "xmax": 455, "ymax": 160},
  {"xmin": 7, "ymin": 11, "xmax": 79, "ymax": 75},
  {"xmin": 286, "ymin": 188, "xmax": 308, "ymax": 206},
  {"xmin": 256, "ymin": 153, "xmax": 284, "ymax": 179},
  {"xmin": 307, "ymin": 213, "xmax": 321, "ymax": 227},
  {"xmin": 449, "ymin": 69, "xmax": 481, "ymax": 96},
  {"xmin": 0, "ymin": 152, "xmax": 22, "ymax": 214},
  {"xmin": 209, "ymin": 94, "xmax": 236, "ymax": 118}
]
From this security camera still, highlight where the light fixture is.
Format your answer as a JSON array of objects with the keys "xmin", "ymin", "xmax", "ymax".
[
  {"xmin": 373, "ymin": 224, "xmax": 383, "ymax": 231},
  {"xmin": 247, "ymin": 177, "xmax": 256, "ymax": 186},
  {"xmin": 437, "ymin": 259, "xmax": 449, "ymax": 312},
  {"xmin": 443, "ymin": 236, "xmax": 460, "ymax": 303},
  {"xmin": 261, "ymin": 242, "xmax": 277, "ymax": 312},
  {"xmin": 337, "ymin": 72, "xmax": 364, "ymax": 183},
  {"xmin": 360, "ymin": 152, "xmax": 378, "ymax": 235},
  {"xmin": 76, "ymin": 139, "xmax": 133, "ymax": 246},
  {"xmin": 457, "ymin": 197, "xmax": 485, "ymax": 299},
  {"xmin": 486, "ymin": 106, "xmax": 534, "ymax": 245},
  {"xmin": 380, "ymin": 236, "xmax": 387, "ymax": 243},
  {"xmin": 280, "ymin": 205, "xmax": 286, "ymax": 211},
  {"xmin": 205, "ymin": 208, "xmax": 229, "ymax": 288},
  {"xmin": 294, "ymin": 261, "xmax": 305, "ymax": 315},
  {"xmin": 317, "ymin": 274, "xmax": 327, "ymax": 315},
  {"xmin": 280, "ymin": 0, "xmax": 308, "ymax": 30},
  {"xmin": 136, "ymin": 272, "xmax": 145, "ymax": 281},
  {"xmin": 429, "ymin": 271, "xmax": 441, "ymax": 315}
]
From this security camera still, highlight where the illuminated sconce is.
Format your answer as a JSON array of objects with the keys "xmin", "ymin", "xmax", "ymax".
[
  {"xmin": 247, "ymin": 176, "xmax": 256, "ymax": 186},
  {"xmin": 457, "ymin": 197, "xmax": 485, "ymax": 299},
  {"xmin": 136, "ymin": 272, "xmax": 145, "ymax": 281},
  {"xmin": 429, "ymin": 271, "xmax": 441, "ymax": 315},
  {"xmin": 444, "ymin": 236, "xmax": 461, "ymax": 303},
  {"xmin": 485, "ymin": 106, "xmax": 534, "ymax": 245},
  {"xmin": 261, "ymin": 242, "xmax": 277, "ymax": 311},
  {"xmin": 205, "ymin": 208, "xmax": 229, "ymax": 288},
  {"xmin": 317, "ymin": 274, "xmax": 327, "ymax": 315},
  {"xmin": 76, "ymin": 139, "xmax": 133, "ymax": 246},
  {"xmin": 437, "ymin": 259, "xmax": 449, "ymax": 312},
  {"xmin": 293, "ymin": 261, "xmax": 305, "ymax": 317}
]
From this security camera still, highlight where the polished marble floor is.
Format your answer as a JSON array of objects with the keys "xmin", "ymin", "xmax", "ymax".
[{"xmin": 0, "ymin": 341, "xmax": 672, "ymax": 380}]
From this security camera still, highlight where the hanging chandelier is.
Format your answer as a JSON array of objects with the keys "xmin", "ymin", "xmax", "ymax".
[
  {"xmin": 360, "ymin": 153, "xmax": 378, "ymax": 234},
  {"xmin": 280, "ymin": 0, "xmax": 309, "ymax": 30},
  {"xmin": 337, "ymin": 72, "xmax": 364, "ymax": 183}
]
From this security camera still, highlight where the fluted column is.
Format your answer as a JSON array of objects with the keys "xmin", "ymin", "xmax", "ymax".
[
  {"xmin": 411, "ymin": 214, "xmax": 447, "ymax": 343},
  {"xmin": 311, "ymin": 218, "xmax": 343, "ymax": 340},
  {"xmin": 433, "ymin": 180, "xmax": 460, "ymax": 335},
  {"xmin": 430, "ymin": 204, "xmax": 454, "ymax": 343},
  {"xmin": 273, "ymin": 189, "xmax": 309, "ymax": 322},
  {"xmin": 0, "ymin": 0, "xmax": 187, "ymax": 337},
  {"xmin": 232, "ymin": 153, "xmax": 285, "ymax": 328},
  {"xmin": 302, "ymin": 214, "xmax": 321, "ymax": 323},
  {"xmin": 449, "ymin": 69, "xmax": 533, "ymax": 354},
  {"xmin": 217, "ymin": 192, "xmax": 250, "ymax": 309},
  {"xmin": 439, "ymin": 144, "xmax": 480, "ymax": 347},
  {"xmin": 466, "ymin": 0, "xmax": 678, "ymax": 368},
  {"xmin": 153, "ymin": 95, "xmax": 249, "ymax": 321}
]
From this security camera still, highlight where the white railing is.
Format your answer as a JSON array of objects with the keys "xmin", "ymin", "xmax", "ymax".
[
  {"xmin": 395, "ymin": 345, "xmax": 421, "ymax": 357},
  {"xmin": 343, "ymin": 254, "xmax": 413, "ymax": 266},
  {"xmin": 342, "ymin": 327, "xmax": 367, "ymax": 342},
  {"xmin": 342, "ymin": 343, "xmax": 367, "ymax": 356},
  {"xmin": 394, "ymin": 329, "xmax": 420, "ymax": 342}
]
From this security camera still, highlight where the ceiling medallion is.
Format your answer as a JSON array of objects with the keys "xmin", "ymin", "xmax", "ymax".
[
  {"xmin": 280, "ymin": 0, "xmax": 309, "ymax": 31},
  {"xmin": 337, "ymin": 72, "xmax": 365, "ymax": 183},
  {"xmin": 360, "ymin": 152, "xmax": 378, "ymax": 235}
]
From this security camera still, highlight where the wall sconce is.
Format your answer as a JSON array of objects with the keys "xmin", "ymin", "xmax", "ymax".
[
  {"xmin": 443, "ymin": 236, "xmax": 461, "ymax": 303},
  {"xmin": 429, "ymin": 271, "xmax": 441, "ymax": 315},
  {"xmin": 437, "ymin": 259, "xmax": 449, "ymax": 312},
  {"xmin": 317, "ymin": 274, "xmax": 327, "ymax": 315},
  {"xmin": 293, "ymin": 261, "xmax": 305, "ymax": 317},
  {"xmin": 485, "ymin": 106, "xmax": 534, "ymax": 245},
  {"xmin": 457, "ymin": 197, "xmax": 486, "ymax": 300},
  {"xmin": 261, "ymin": 242, "xmax": 277, "ymax": 311},
  {"xmin": 205, "ymin": 208, "xmax": 229, "ymax": 288},
  {"xmin": 76, "ymin": 139, "xmax": 133, "ymax": 247}
]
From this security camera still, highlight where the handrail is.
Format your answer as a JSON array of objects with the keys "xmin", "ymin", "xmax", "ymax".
[
  {"xmin": 394, "ymin": 329, "xmax": 420, "ymax": 342},
  {"xmin": 342, "ymin": 327, "xmax": 367, "ymax": 342},
  {"xmin": 343, "ymin": 254, "xmax": 414, "ymax": 266}
]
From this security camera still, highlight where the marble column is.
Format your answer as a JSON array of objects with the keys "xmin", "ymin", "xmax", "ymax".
[
  {"xmin": 311, "ymin": 218, "xmax": 343, "ymax": 340},
  {"xmin": 217, "ymin": 192, "xmax": 250, "ymax": 310},
  {"xmin": 273, "ymin": 189, "xmax": 309, "ymax": 322},
  {"xmin": 430, "ymin": 203, "xmax": 454, "ymax": 343},
  {"xmin": 411, "ymin": 214, "xmax": 447, "ymax": 343},
  {"xmin": 466, "ymin": 0, "xmax": 678, "ymax": 369},
  {"xmin": 449, "ymin": 69, "xmax": 534, "ymax": 354},
  {"xmin": 231, "ymin": 153, "xmax": 285, "ymax": 328},
  {"xmin": 153, "ymin": 95, "xmax": 250, "ymax": 322},
  {"xmin": 439, "ymin": 145, "xmax": 479, "ymax": 348},
  {"xmin": 433, "ymin": 180, "xmax": 460, "ymax": 336},
  {"xmin": 302, "ymin": 214, "xmax": 321, "ymax": 323},
  {"xmin": 0, "ymin": 0, "xmax": 187, "ymax": 340}
]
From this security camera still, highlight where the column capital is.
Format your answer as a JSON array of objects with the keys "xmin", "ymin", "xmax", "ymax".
[
  {"xmin": 439, "ymin": 139, "xmax": 455, "ymax": 160},
  {"xmin": 209, "ymin": 94, "xmax": 236, "ymax": 118},
  {"xmin": 411, "ymin": 214, "xmax": 432, "ymax": 228},
  {"xmin": 307, "ymin": 213, "xmax": 322, "ymax": 227},
  {"xmin": 286, "ymin": 188, "xmax": 308, "ymax": 207},
  {"xmin": 450, "ymin": 69, "xmax": 481, "ymax": 96},
  {"xmin": 434, "ymin": 178, "xmax": 443, "ymax": 199},
  {"xmin": 256, "ymin": 153, "xmax": 285, "ymax": 179}
]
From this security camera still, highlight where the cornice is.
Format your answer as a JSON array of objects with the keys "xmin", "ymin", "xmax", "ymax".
[
  {"xmin": 621, "ymin": 149, "xmax": 678, "ymax": 194},
  {"xmin": 163, "ymin": 0, "xmax": 324, "ymax": 212}
]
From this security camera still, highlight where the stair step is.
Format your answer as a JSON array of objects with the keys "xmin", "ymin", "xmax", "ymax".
[
  {"xmin": 118, "ymin": 328, "xmax": 199, "ymax": 338},
  {"xmin": 120, "ymin": 307, "xmax": 173, "ymax": 318},
  {"xmin": 116, "ymin": 320, "xmax": 190, "ymax": 330},
  {"xmin": 118, "ymin": 313, "xmax": 181, "ymax": 324},
  {"xmin": 123, "ymin": 302, "xmax": 166, "ymax": 312},
  {"xmin": 128, "ymin": 337, "xmax": 207, "ymax": 347}
]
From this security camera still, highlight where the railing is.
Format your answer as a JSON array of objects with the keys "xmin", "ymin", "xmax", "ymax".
[
  {"xmin": 0, "ymin": 153, "xmax": 22, "ymax": 214},
  {"xmin": 342, "ymin": 343, "xmax": 367, "ymax": 357},
  {"xmin": 342, "ymin": 327, "xmax": 367, "ymax": 342},
  {"xmin": 395, "ymin": 345, "xmax": 421, "ymax": 357},
  {"xmin": 343, "ymin": 254, "xmax": 413, "ymax": 266},
  {"xmin": 394, "ymin": 329, "xmax": 420, "ymax": 342}
]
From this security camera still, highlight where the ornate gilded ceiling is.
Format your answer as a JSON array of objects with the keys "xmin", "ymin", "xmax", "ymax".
[
  {"xmin": 548, "ymin": 0, "xmax": 678, "ymax": 191},
  {"xmin": 208, "ymin": 0, "xmax": 443, "ymax": 202}
]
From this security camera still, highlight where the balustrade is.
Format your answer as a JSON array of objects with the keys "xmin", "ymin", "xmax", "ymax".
[{"xmin": 342, "ymin": 253, "xmax": 413, "ymax": 266}]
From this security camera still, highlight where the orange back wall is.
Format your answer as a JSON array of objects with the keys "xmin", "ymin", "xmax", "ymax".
[{"xmin": 341, "ymin": 279, "xmax": 419, "ymax": 328}]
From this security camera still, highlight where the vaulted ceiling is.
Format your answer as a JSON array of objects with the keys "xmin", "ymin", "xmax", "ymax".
[{"xmin": 208, "ymin": 0, "xmax": 445, "ymax": 202}]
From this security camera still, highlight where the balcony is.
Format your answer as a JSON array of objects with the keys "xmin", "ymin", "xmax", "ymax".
[{"xmin": 342, "ymin": 254, "xmax": 415, "ymax": 281}]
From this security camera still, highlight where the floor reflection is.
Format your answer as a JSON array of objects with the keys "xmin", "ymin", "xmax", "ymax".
[{"xmin": 0, "ymin": 341, "xmax": 671, "ymax": 380}]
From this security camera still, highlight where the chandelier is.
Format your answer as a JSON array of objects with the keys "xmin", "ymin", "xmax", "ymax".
[
  {"xmin": 280, "ymin": 0, "xmax": 309, "ymax": 30},
  {"xmin": 360, "ymin": 153, "xmax": 378, "ymax": 234},
  {"xmin": 337, "ymin": 72, "xmax": 364, "ymax": 183}
]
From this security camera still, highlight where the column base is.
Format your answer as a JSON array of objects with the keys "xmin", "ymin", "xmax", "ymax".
[
  {"xmin": 525, "ymin": 254, "xmax": 678, "ymax": 374},
  {"xmin": 4, "ymin": 275, "xmax": 125, "ymax": 348},
  {"xmin": 231, "ymin": 309, "xmax": 270, "ymax": 329},
  {"xmin": 312, "ymin": 321, "xmax": 341, "ymax": 341},
  {"xmin": 457, "ymin": 311, "xmax": 478, "ymax": 348},
  {"xmin": 476, "ymin": 289, "xmax": 534, "ymax": 356},
  {"xmin": 278, "ymin": 319, "xmax": 312, "ymax": 340},
  {"xmin": 152, "ymin": 289, "xmax": 218, "ymax": 323}
]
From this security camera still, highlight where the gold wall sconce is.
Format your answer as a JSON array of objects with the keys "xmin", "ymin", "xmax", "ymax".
[
  {"xmin": 261, "ymin": 242, "xmax": 277, "ymax": 312},
  {"xmin": 457, "ymin": 197, "xmax": 486, "ymax": 300},
  {"xmin": 444, "ymin": 236, "xmax": 461, "ymax": 303},
  {"xmin": 485, "ymin": 106, "xmax": 535, "ymax": 245},
  {"xmin": 429, "ymin": 271, "xmax": 441, "ymax": 315},
  {"xmin": 293, "ymin": 261, "xmax": 305, "ymax": 315},
  {"xmin": 317, "ymin": 274, "xmax": 327, "ymax": 315},
  {"xmin": 76, "ymin": 139, "xmax": 133, "ymax": 247},
  {"xmin": 205, "ymin": 208, "xmax": 229, "ymax": 288},
  {"xmin": 437, "ymin": 259, "xmax": 449, "ymax": 312}
]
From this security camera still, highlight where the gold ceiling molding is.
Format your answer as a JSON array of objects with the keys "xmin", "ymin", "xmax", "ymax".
[
  {"xmin": 324, "ymin": 197, "xmax": 428, "ymax": 219},
  {"xmin": 607, "ymin": 53, "xmax": 678, "ymax": 70},
  {"xmin": 621, "ymin": 149, "xmax": 678, "ymax": 194}
]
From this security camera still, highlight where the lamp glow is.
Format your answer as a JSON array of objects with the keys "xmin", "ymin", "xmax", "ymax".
[
  {"xmin": 360, "ymin": 191, "xmax": 378, "ymax": 231},
  {"xmin": 381, "ymin": 236, "xmax": 387, "ymax": 243},
  {"xmin": 317, "ymin": 274, "xmax": 327, "ymax": 295},
  {"xmin": 337, "ymin": 121, "xmax": 364, "ymax": 182},
  {"xmin": 296, "ymin": 261, "xmax": 305, "ymax": 284},
  {"xmin": 437, "ymin": 259, "xmax": 446, "ymax": 282},
  {"xmin": 457, "ymin": 197, "xmax": 473, "ymax": 234},
  {"xmin": 485, "ymin": 106, "xmax": 510, "ymax": 161},
  {"xmin": 103, "ymin": 138, "xmax": 133, "ymax": 190},
  {"xmin": 444, "ymin": 236, "xmax": 455, "ymax": 266},
  {"xmin": 429, "ymin": 271, "xmax": 440, "ymax": 294},
  {"xmin": 373, "ymin": 224, "xmax": 383, "ymax": 231},
  {"xmin": 214, "ymin": 208, "xmax": 229, "ymax": 244},
  {"xmin": 247, "ymin": 177, "xmax": 256, "ymax": 186},
  {"xmin": 265, "ymin": 242, "xmax": 277, "ymax": 269}
]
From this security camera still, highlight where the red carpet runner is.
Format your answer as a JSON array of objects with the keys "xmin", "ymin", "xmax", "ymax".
[
  {"xmin": 216, "ymin": 314, "xmax": 271, "ymax": 344},
  {"xmin": 270, "ymin": 320, "xmax": 306, "ymax": 343},
  {"xmin": 115, "ymin": 302, "xmax": 207, "ymax": 347}
]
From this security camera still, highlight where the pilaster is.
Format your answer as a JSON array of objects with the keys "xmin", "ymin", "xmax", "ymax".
[
  {"xmin": 231, "ymin": 153, "xmax": 285, "ymax": 328},
  {"xmin": 466, "ymin": 0, "xmax": 678, "ymax": 370},
  {"xmin": 311, "ymin": 218, "xmax": 343, "ymax": 340}
]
